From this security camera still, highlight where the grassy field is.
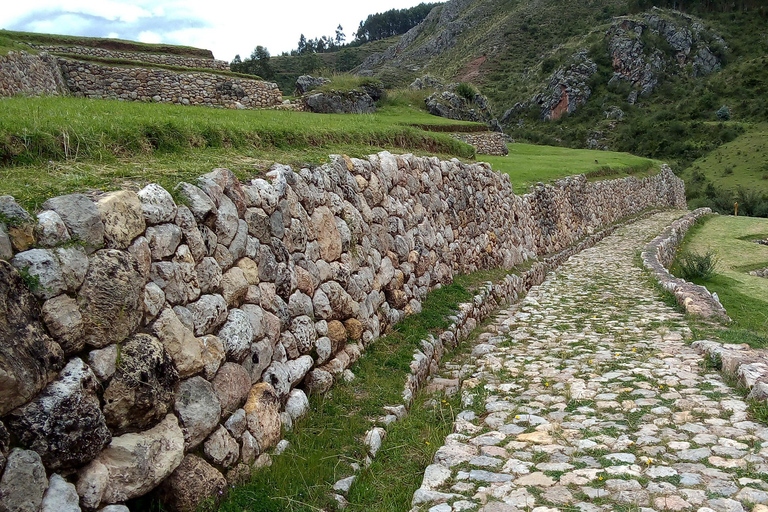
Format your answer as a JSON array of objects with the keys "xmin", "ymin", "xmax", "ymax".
[
  {"xmin": 673, "ymin": 215, "xmax": 768, "ymax": 337},
  {"xmin": 0, "ymin": 96, "xmax": 482, "ymax": 210},
  {"xmin": 682, "ymin": 123, "xmax": 768, "ymax": 199},
  {"xmin": 482, "ymin": 143, "xmax": 661, "ymax": 194},
  {"xmin": 0, "ymin": 95, "xmax": 660, "ymax": 211}
]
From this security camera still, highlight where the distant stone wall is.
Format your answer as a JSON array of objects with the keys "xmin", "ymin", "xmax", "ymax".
[
  {"xmin": 25, "ymin": 44, "xmax": 230, "ymax": 71},
  {"xmin": 641, "ymin": 207, "xmax": 730, "ymax": 321},
  {"xmin": 0, "ymin": 154, "xmax": 685, "ymax": 511},
  {"xmin": 59, "ymin": 59, "xmax": 282, "ymax": 109},
  {"xmin": 451, "ymin": 132, "xmax": 509, "ymax": 155},
  {"xmin": 0, "ymin": 51, "xmax": 67, "ymax": 97}
]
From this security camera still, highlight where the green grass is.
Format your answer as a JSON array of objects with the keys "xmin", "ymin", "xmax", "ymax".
[
  {"xmin": 682, "ymin": 123, "xmax": 768, "ymax": 203},
  {"xmin": 0, "ymin": 28, "xmax": 212, "ymax": 58},
  {"xmin": 0, "ymin": 96, "xmax": 480, "ymax": 210},
  {"xmin": 672, "ymin": 214, "xmax": 768, "ymax": 336},
  {"xmin": 216, "ymin": 281, "xmax": 474, "ymax": 512},
  {"xmin": 481, "ymin": 143, "xmax": 661, "ymax": 194}
]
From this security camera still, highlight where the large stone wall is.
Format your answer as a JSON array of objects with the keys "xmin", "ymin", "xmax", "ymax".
[
  {"xmin": 0, "ymin": 51, "xmax": 281, "ymax": 110},
  {"xmin": 0, "ymin": 153, "xmax": 685, "ymax": 511},
  {"xmin": 450, "ymin": 132, "xmax": 509, "ymax": 156},
  {"xmin": 0, "ymin": 51, "xmax": 68, "ymax": 97},
  {"xmin": 23, "ymin": 44, "xmax": 230, "ymax": 71},
  {"xmin": 58, "ymin": 59, "xmax": 282, "ymax": 109}
]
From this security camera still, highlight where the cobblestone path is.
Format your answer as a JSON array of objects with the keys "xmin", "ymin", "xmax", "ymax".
[{"xmin": 411, "ymin": 211, "xmax": 768, "ymax": 512}]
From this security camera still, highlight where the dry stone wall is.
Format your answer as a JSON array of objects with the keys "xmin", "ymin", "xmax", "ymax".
[
  {"xmin": 58, "ymin": 59, "xmax": 282, "ymax": 109},
  {"xmin": 641, "ymin": 207, "xmax": 730, "ymax": 321},
  {"xmin": 0, "ymin": 51, "xmax": 68, "ymax": 97},
  {"xmin": 24, "ymin": 44, "xmax": 229, "ymax": 71},
  {"xmin": 451, "ymin": 132, "xmax": 509, "ymax": 156},
  {"xmin": 0, "ymin": 153, "xmax": 685, "ymax": 511}
]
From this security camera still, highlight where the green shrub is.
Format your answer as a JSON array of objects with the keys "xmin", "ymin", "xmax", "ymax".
[
  {"xmin": 716, "ymin": 105, "xmax": 732, "ymax": 121},
  {"xmin": 675, "ymin": 249, "xmax": 720, "ymax": 281},
  {"xmin": 455, "ymin": 82, "xmax": 477, "ymax": 101}
]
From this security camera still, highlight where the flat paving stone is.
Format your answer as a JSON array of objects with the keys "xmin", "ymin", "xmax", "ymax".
[{"xmin": 409, "ymin": 212, "xmax": 768, "ymax": 512}]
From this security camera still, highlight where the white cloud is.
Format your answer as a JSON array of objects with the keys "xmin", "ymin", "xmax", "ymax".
[
  {"xmin": 138, "ymin": 30, "xmax": 161, "ymax": 43},
  {"xmin": 0, "ymin": 0, "xmax": 432, "ymax": 61}
]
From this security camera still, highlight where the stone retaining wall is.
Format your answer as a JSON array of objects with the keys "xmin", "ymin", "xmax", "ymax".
[
  {"xmin": 451, "ymin": 132, "xmax": 509, "ymax": 156},
  {"xmin": 58, "ymin": 59, "xmax": 282, "ymax": 109},
  {"xmin": 641, "ymin": 207, "xmax": 730, "ymax": 321},
  {"xmin": 0, "ymin": 153, "xmax": 685, "ymax": 511},
  {"xmin": 0, "ymin": 51, "xmax": 68, "ymax": 97},
  {"xmin": 24, "ymin": 44, "xmax": 229, "ymax": 71}
]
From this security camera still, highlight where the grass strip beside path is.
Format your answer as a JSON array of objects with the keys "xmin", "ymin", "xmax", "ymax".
[
  {"xmin": 672, "ymin": 214, "xmax": 768, "ymax": 341},
  {"xmin": 214, "ymin": 279, "xmax": 483, "ymax": 512}
]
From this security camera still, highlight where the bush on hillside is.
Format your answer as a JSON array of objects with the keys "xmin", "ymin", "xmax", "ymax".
[
  {"xmin": 675, "ymin": 249, "xmax": 719, "ymax": 281},
  {"xmin": 716, "ymin": 105, "xmax": 731, "ymax": 121},
  {"xmin": 455, "ymin": 82, "xmax": 477, "ymax": 101}
]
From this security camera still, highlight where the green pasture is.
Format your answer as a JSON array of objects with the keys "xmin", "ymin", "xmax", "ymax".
[
  {"xmin": 674, "ymin": 214, "xmax": 768, "ymax": 336},
  {"xmin": 482, "ymin": 143, "xmax": 661, "ymax": 194}
]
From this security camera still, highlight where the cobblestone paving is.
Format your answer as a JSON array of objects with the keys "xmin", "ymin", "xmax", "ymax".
[{"xmin": 412, "ymin": 212, "xmax": 768, "ymax": 512}]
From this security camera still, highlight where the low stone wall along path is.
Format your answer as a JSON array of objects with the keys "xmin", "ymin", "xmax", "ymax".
[{"xmin": 412, "ymin": 211, "xmax": 768, "ymax": 512}]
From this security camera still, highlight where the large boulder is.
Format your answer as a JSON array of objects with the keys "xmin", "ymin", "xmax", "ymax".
[
  {"xmin": 0, "ymin": 448, "xmax": 48, "ymax": 512},
  {"xmin": 151, "ymin": 308, "xmax": 205, "ymax": 378},
  {"xmin": 6, "ymin": 358, "xmax": 111, "ymax": 470},
  {"xmin": 304, "ymin": 89, "xmax": 376, "ymax": 114},
  {"xmin": 174, "ymin": 376, "xmax": 222, "ymax": 449},
  {"xmin": 0, "ymin": 196, "xmax": 35, "ymax": 252},
  {"xmin": 295, "ymin": 75, "xmax": 330, "ymax": 95},
  {"xmin": 310, "ymin": 206, "xmax": 342, "ymax": 262},
  {"xmin": 425, "ymin": 88, "xmax": 495, "ymax": 124},
  {"xmin": 40, "ymin": 474, "xmax": 80, "ymax": 512},
  {"xmin": 76, "ymin": 414, "xmax": 184, "ymax": 509},
  {"xmin": 211, "ymin": 363, "xmax": 252, "ymax": 417},
  {"xmin": 78, "ymin": 249, "xmax": 144, "ymax": 348},
  {"xmin": 102, "ymin": 334, "xmax": 179, "ymax": 434},
  {"xmin": 244, "ymin": 383, "xmax": 282, "ymax": 451},
  {"xmin": 96, "ymin": 190, "xmax": 146, "ymax": 249},
  {"xmin": 157, "ymin": 454, "xmax": 227, "ymax": 512},
  {"xmin": 0, "ymin": 260, "xmax": 64, "ymax": 416},
  {"xmin": 41, "ymin": 193, "xmax": 105, "ymax": 253}
]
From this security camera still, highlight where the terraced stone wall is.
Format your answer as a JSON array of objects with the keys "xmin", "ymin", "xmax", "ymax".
[
  {"xmin": 0, "ymin": 153, "xmax": 685, "ymax": 511},
  {"xmin": 0, "ymin": 51, "xmax": 68, "ymax": 97},
  {"xmin": 451, "ymin": 132, "xmax": 509, "ymax": 156},
  {"xmin": 24, "ymin": 44, "xmax": 230, "ymax": 71},
  {"xmin": 58, "ymin": 59, "xmax": 282, "ymax": 109}
]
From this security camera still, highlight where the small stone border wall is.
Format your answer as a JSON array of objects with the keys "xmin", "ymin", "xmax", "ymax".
[
  {"xmin": 451, "ymin": 132, "xmax": 509, "ymax": 156},
  {"xmin": 692, "ymin": 340, "xmax": 768, "ymax": 402},
  {"xmin": 0, "ymin": 154, "xmax": 685, "ymax": 512},
  {"xmin": 58, "ymin": 59, "xmax": 282, "ymax": 109},
  {"xmin": 0, "ymin": 51, "xmax": 68, "ymax": 97},
  {"xmin": 24, "ymin": 44, "xmax": 229, "ymax": 71},
  {"xmin": 641, "ymin": 207, "xmax": 730, "ymax": 321},
  {"xmin": 750, "ymin": 267, "xmax": 768, "ymax": 278}
]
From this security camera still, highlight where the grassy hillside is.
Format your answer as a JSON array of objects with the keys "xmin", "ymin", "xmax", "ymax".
[
  {"xmin": 268, "ymin": 37, "xmax": 401, "ymax": 95},
  {"xmin": 483, "ymin": 143, "xmax": 659, "ymax": 194},
  {"xmin": 0, "ymin": 29, "xmax": 213, "ymax": 58}
]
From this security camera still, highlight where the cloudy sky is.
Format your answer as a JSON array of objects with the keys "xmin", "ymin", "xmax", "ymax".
[{"xmin": 0, "ymin": 0, "xmax": 429, "ymax": 61}]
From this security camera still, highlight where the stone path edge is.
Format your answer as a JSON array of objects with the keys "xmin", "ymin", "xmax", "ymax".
[
  {"xmin": 335, "ymin": 208, "xmax": 686, "ymax": 504},
  {"xmin": 641, "ymin": 207, "xmax": 730, "ymax": 322}
]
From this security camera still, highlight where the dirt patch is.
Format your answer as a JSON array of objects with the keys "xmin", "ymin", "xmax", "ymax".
[{"xmin": 455, "ymin": 55, "xmax": 487, "ymax": 83}]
